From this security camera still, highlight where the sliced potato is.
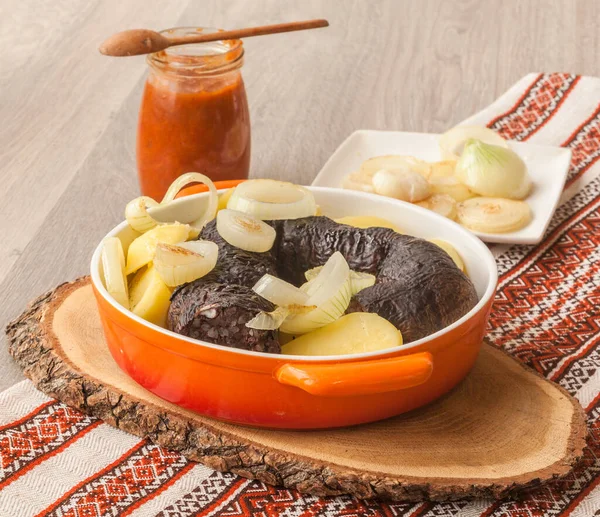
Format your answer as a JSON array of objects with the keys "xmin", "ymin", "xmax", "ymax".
[
  {"xmin": 101, "ymin": 237, "xmax": 129, "ymax": 309},
  {"xmin": 416, "ymin": 194, "xmax": 457, "ymax": 220},
  {"xmin": 372, "ymin": 168, "xmax": 431, "ymax": 202},
  {"xmin": 429, "ymin": 160, "xmax": 457, "ymax": 180},
  {"xmin": 128, "ymin": 265, "xmax": 172, "ymax": 327},
  {"xmin": 342, "ymin": 171, "xmax": 375, "ymax": 193},
  {"xmin": 428, "ymin": 238, "xmax": 465, "ymax": 272},
  {"xmin": 430, "ymin": 176, "xmax": 477, "ymax": 202},
  {"xmin": 125, "ymin": 223, "xmax": 191, "ymax": 275},
  {"xmin": 279, "ymin": 332, "xmax": 298, "ymax": 346},
  {"xmin": 335, "ymin": 215, "xmax": 402, "ymax": 233},
  {"xmin": 457, "ymin": 197, "xmax": 531, "ymax": 233},
  {"xmin": 360, "ymin": 155, "xmax": 431, "ymax": 179},
  {"xmin": 281, "ymin": 312, "xmax": 403, "ymax": 356}
]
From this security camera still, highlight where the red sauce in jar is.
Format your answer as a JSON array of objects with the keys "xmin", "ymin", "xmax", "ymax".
[{"xmin": 136, "ymin": 30, "xmax": 250, "ymax": 201}]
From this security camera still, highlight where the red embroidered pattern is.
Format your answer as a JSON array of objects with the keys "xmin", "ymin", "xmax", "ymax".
[{"xmin": 487, "ymin": 73, "xmax": 579, "ymax": 141}]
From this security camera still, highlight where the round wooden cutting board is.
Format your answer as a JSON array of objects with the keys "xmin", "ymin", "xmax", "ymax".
[{"xmin": 6, "ymin": 277, "xmax": 587, "ymax": 502}]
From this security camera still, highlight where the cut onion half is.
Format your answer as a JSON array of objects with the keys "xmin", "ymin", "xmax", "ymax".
[
  {"xmin": 440, "ymin": 125, "xmax": 508, "ymax": 161},
  {"xmin": 227, "ymin": 179, "xmax": 317, "ymax": 220},
  {"xmin": 153, "ymin": 240, "xmax": 219, "ymax": 287},
  {"xmin": 216, "ymin": 209, "xmax": 276, "ymax": 252}
]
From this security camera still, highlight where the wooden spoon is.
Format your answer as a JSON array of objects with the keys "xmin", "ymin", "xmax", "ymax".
[{"xmin": 99, "ymin": 19, "xmax": 329, "ymax": 57}]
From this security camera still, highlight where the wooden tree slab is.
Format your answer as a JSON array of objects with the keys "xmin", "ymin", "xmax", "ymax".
[{"xmin": 6, "ymin": 277, "xmax": 587, "ymax": 502}]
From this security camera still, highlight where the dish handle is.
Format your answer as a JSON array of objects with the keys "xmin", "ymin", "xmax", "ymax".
[{"xmin": 274, "ymin": 352, "xmax": 433, "ymax": 397}]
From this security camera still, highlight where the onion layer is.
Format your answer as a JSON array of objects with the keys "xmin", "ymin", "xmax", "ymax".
[
  {"xmin": 125, "ymin": 197, "xmax": 160, "ymax": 233},
  {"xmin": 124, "ymin": 173, "xmax": 218, "ymax": 234},
  {"xmin": 305, "ymin": 266, "xmax": 375, "ymax": 295},
  {"xmin": 216, "ymin": 209, "xmax": 276, "ymax": 252},
  {"xmin": 227, "ymin": 179, "xmax": 317, "ymax": 220},
  {"xmin": 280, "ymin": 252, "xmax": 352, "ymax": 334},
  {"xmin": 153, "ymin": 240, "xmax": 219, "ymax": 287},
  {"xmin": 246, "ymin": 307, "xmax": 290, "ymax": 330},
  {"xmin": 101, "ymin": 237, "xmax": 129, "ymax": 309},
  {"xmin": 252, "ymin": 274, "xmax": 310, "ymax": 307}
]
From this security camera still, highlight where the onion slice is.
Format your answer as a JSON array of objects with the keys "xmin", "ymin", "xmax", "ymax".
[
  {"xmin": 124, "ymin": 173, "xmax": 218, "ymax": 234},
  {"xmin": 125, "ymin": 196, "xmax": 160, "ymax": 233},
  {"xmin": 457, "ymin": 197, "xmax": 531, "ymax": 233},
  {"xmin": 101, "ymin": 237, "xmax": 129, "ymax": 309},
  {"xmin": 281, "ymin": 252, "xmax": 352, "ymax": 334},
  {"xmin": 162, "ymin": 172, "xmax": 218, "ymax": 230},
  {"xmin": 153, "ymin": 240, "xmax": 218, "ymax": 287},
  {"xmin": 227, "ymin": 179, "xmax": 317, "ymax": 220},
  {"xmin": 217, "ymin": 209, "xmax": 276, "ymax": 252},
  {"xmin": 246, "ymin": 307, "xmax": 290, "ymax": 330},
  {"xmin": 252, "ymin": 274, "xmax": 310, "ymax": 307},
  {"xmin": 305, "ymin": 266, "xmax": 375, "ymax": 295},
  {"xmin": 302, "ymin": 252, "xmax": 350, "ymax": 305}
]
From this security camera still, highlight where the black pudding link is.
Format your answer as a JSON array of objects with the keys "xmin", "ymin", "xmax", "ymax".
[
  {"xmin": 168, "ymin": 282, "xmax": 279, "ymax": 354},
  {"xmin": 168, "ymin": 216, "xmax": 479, "ymax": 351}
]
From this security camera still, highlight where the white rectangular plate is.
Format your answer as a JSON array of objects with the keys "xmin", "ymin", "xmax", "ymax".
[{"xmin": 312, "ymin": 130, "xmax": 572, "ymax": 244}]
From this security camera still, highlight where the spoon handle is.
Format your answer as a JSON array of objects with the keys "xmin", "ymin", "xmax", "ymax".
[{"xmin": 168, "ymin": 19, "xmax": 329, "ymax": 46}]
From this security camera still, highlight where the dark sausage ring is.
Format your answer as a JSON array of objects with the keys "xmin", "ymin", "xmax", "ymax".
[{"xmin": 168, "ymin": 216, "xmax": 479, "ymax": 353}]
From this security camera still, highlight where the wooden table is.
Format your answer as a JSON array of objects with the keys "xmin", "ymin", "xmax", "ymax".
[{"xmin": 1, "ymin": 0, "xmax": 598, "ymax": 392}]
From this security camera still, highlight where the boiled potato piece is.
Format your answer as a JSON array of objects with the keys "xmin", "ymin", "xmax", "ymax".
[
  {"xmin": 218, "ymin": 188, "xmax": 234, "ymax": 211},
  {"xmin": 335, "ymin": 215, "xmax": 403, "ymax": 233},
  {"xmin": 128, "ymin": 265, "xmax": 172, "ymax": 327},
  {"xmin": 430, "ymin": 176, "xmax": 477, "ymax": 202},
  {"xmin": 281, "ymin": 312, "xmax": 403, "ymax": 356},
  {"xmin": 125, "ymin": 222, "xmax": 191, "ymax": 275},
  {"xmin": 360, "ymin": 155, "xmax": 431, "ymax": 179},
  {"xmin": 428, "ymin": 238, "xmax": 465, "ymax": 272},
  {"xmin": 457, "ymin": 197, "xmax": 531, "ymax": 233},
  {"xmin": 416, "ymin": 194, "xmax": 457, "ymax": 220}
]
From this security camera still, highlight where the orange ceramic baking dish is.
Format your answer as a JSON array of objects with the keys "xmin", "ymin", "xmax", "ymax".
[{"xmin": 91, "ymin": 183, "xmax": 497, "ymax": 429}]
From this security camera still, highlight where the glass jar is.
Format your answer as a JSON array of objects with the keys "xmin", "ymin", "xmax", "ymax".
[{"xmin": 136, "ymin": 27, "xmax": 251, "ymax": 200}]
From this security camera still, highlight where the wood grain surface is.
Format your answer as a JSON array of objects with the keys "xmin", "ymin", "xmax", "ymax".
[
  {"xmin": 1, "ymin": 0, "xmax": 599, "ymax": 391},
  {"xmin": 5, "ymin": 278, "xmax": 587, "ymax": 500}
]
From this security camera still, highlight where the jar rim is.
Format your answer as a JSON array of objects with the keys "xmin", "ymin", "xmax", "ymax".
[{"xmin": 147, "ymin": 27, "xmax": 244, "ymax": 75}]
